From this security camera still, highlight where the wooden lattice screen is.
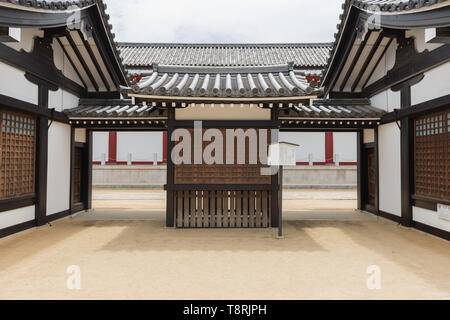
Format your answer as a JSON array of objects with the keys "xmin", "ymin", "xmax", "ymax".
[
  {"xmin": 414, "ymin": 109, "xmax": 450, "ymax": 201},
  {"xmin": 0, "ymin": 109, "xmax": 36, "ymax": 199},
  {"xmin": 171, "ymin": 127, "xmax": 273, "ymax": 228},
  {"xmin": 175, "ymin": 190, "xmax": 271, "ymax": 228},
  {"xmin": 174, "ymin": 128, "xmax": 271, "ymax": 185}
]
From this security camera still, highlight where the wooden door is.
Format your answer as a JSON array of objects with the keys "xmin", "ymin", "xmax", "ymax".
[
  {"xmin": 72, "ymin": 146, "xmax": 83, "ymax": 204},
  {"xmin": 366, "ymin": 148, "xmax": 376, "ymax": 207}
]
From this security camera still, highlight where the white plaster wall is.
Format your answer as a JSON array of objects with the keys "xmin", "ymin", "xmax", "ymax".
[
  {"xmin": 117, "ymin": 132, "xmax": 164, "ymax": 163},
  {"xmin": 413, "ymin": 207, "xmax": 450, "ymax": 232},
  {"xmin": 0, "ymin": 62, "xmax": 38, "ymax": 105},
  {"xmin": 405, "ymin": 29, "xmax": 443, "ymax": 53},
  {"xmin": 4, "ymin": 28, "xmax": 43, "ymax": 52},
  {"xmin": 279, "ymin": 132, "xmax": 325, "ymax": 163},
  {"xmin": 334, "ymin": 132, "xmax": 357, "ymax": 163},
  {"xmin": 52, "ymin": 38, "xmax": 84, "ymax": 87},
  {"xmin": 0, "ymin": 206, "xmax": 35, "ymax": 230},
  {"xmin": 93, "ymin": 132, "xmax": 110, "ymax": 162},
  {"xmin": 378, "ymin": 123, "xmax": 402, "ymax": 216},
  {"xmin": 48, "ymin": 89, "xmax": 79, "ymax": 112},
  {"xmin": 366, "ymin": 39, "xmax": 398, "ymax": 86},
  {"xmin": 371, "ymin": 88, "xmax": 401, "ymax": 112},
  {"xmin": 46, "ymin": 122, "xmax": 71, "ymax": 216},
  {"xmin": 411, "ymin": 61, "xmax": 450, "ymax": 106}
]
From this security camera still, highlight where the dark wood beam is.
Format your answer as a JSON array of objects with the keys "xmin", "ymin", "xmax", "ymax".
[
  {"xmin": 166, "ymin": 108, "xmax": 175, "ymax": 228},
  {"xmin": 361, "ymin": 37, "xmax": 394, "ymax": 90},
  {"xmin": 64, "ymin": 32, "xmax": 99, "ymax": 92},
  {"xmin": 35, "ymin": 86, "xmax": 49, "ymax": 226},
  {"xmin": 364, "ymin": 43, "xmax": 450, "ymax": 97},
  {"xmin": 0, "ymin": 94, "xmax": 68, "ymax": 123},
  {"xmin": 381, "ymin": 93, "xmax": 450, "ymax": 124},
  {"xmin": 55, "ymin": 37, "xmax": 88, "ymax": 89},
  {"xmin": 340, "ymin": 30, "xmax": 372, "ymax": 92},
  {"xmin": 351, "ymin": 32, "xmax": 384, "ymax": 92},
  {"xmin": 76, "ymin": 30, "xmax": 111, "ymax": 91},
  {"xmin": 399, "ymin": 86, "xmax": 413, "ymax": 227},
  {"xmin": 0, "ymin": 41, "xmax": 86, "ymax": 97}
]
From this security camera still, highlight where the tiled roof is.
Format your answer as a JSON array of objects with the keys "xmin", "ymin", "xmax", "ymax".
[
  {"xmin": 65, "ymin": 99, "xmax": 157, "ymax": 118},
  {"xmin": 118, "ymin": 43, "xmax": 332, "ymax": 68},
  {"xmin": 351, "ymin": 0, "xmax": 449, "ymax": 12},
  {"xmin": 0, "ymin": 0, "xmax": 128, "ymax": 85},
  {"xmin": 322, "ymin": 0, "xmax": 450, "ymax": 85},
  {"xmin": 65, "ymin": 98, "xmax": 384, "ymax": 121},
  {"xmin": 124, "ymin": 64, "xmax": 317, "ymax": 98},
  {"xmin": 0, "ymin": 0, "xmax": 97, "ymax": 11}
]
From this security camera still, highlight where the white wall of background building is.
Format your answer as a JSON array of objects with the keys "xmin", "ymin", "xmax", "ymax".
[{"xmin": 93, "ymin": 131, "xmax": 357, "ymax": 165}]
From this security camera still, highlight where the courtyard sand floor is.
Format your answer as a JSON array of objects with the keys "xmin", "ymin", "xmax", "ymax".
[{"xmin": 0, "ymin": 190, "xmax": 449, "ymax": 300}]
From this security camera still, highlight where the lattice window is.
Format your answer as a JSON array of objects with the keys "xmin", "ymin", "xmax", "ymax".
[
  {"xmin": 0, "ymin": 110, "xmax": 36, "ymax": 200},
  {"xmin": 174, "ymin": 128, "xmax": 271, "ymax": 185},
  {"xmin": 414, "ymin": 109, "xmax": 450, "ymax": 201}
]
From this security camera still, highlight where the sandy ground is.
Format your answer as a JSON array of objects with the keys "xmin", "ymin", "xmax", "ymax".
[
  {"xmin": 0, "ymin": 190, "xmax": 449, "ymax": 300},
  {"xmin": 92, "ymin": 189, "xmax": 358, "ymax": 211}
]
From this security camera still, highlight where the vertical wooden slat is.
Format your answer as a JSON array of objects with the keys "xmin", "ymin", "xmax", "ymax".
[
  {"xmin": 190, "ymin": 190, "xmax": 196, "ymax": 228},
  {"xmin": 196, "ymin": 191, "xmax": 203, "ymax": 228},
  {"xmin": 223, "ymin": 190, "xmax": 229, "ymax": 227},
  {"xmin": 235, "ymin": 190, "xmax": 242, "ymax": 228},
  {"xmin": 256, "ymin": 191, "xmax": 262, "ymax": 228},
  {"xmin": 216, "ymin": 190, "xmax": 222, "ymax": 228},
  {"xmin": 183, "ymin": 190, "xmax": 190, "ymax": 227},
  {"xmin": 203, "ymin": 190, "xmax": 209, "ymax": 227},
  {"xmin": 229, "ymin": 191, "xmax": 236, "ymax": 228},
  {"xmin": 177, "ymin": 190, "xmax": 183, "ymax": 228},
  {"xmin": 249, "ymin": 191, "xmax": 255, "ymax": 228},
  {"xmin": 262, "ymin": 191, "xmax": 268, "ymax": 227},
  {"xmin": 242, "ymin": 191, "xmax": 248, "ymax": 228},
  {"xmin": 210, "ymin": 191, "xmax": 216, "ymax": 228}
]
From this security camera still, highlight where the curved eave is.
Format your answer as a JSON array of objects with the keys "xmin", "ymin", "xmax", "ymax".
[
  {"xmin": 0, "ymin": 4, "xmax": 91, "ymax": 28},
  {"xmin": 127, "ymin": 93, "xmax": 318, "ymax": 103},
  {"xmin": 321, "ymin": 1, "xmax": 450, "ymax": 89},
  {"xmin": 360, "ymin": 4, "xmax": 450, "ymax": 29}
]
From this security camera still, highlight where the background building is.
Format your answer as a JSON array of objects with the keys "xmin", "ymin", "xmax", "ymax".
[{"xmin": 93, "ymin": 43, "xmax": 357, "ymax": 168}]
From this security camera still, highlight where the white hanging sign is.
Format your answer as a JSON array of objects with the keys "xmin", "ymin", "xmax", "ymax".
[{"xmin": 268, "ymin": 142, "xmax": 299, "ymax": 166}]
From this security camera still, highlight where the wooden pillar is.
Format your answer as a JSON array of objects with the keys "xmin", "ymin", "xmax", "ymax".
[
  {"xmin": 325, "ymin": 132, "xmax": 334, "ymax": 164},
  {"xmin": 35, "ymin": 85, "xmax": 49, "ymax": 226},
  {"xmin": 166, "ymin": 109, "xmax": 175, "ymax": 227},
  {"xmin": 85, "ymin": 130, "xmax": 93, "ymax": 210},
  {"xmin": 356, "ymin": 131, "xmax": 364, "ymax": 210},
  {"xmin": 400, "ymin": 86, "xmax": 413, "ymax": 227},
  {"xmin": 374, "ymin": 127, "xmax": 380, "ymax": 215},
  {"xmin": 69, "ymin": 127, "xmax": 75, "ymax": 213},
  {"xmin": 391, "ymin": 74, "xmax": 423, "ymax": 227},
  {"xmin": 108, "ymin": 131, "xmax": 117, "ymax": 164},
  {"xmin": 270, "ymin": 106, "xmax": 280, "ymax": 227}
]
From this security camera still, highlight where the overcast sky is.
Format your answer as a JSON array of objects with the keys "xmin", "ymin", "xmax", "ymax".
[{"xmin": 104, "ymin": 0, "xmax": 344, "ymax": 43}]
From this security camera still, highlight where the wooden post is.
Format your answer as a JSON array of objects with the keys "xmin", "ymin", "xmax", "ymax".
[
  {"xmin": 166, "ymin": 109, "xmax": 175, "ymax": 227},
  {"xmin": 35, "ymin": 85, "xmax": 48, "ymax": 226}
]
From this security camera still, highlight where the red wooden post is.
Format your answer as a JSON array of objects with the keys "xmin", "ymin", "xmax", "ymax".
[
  {"xmin": 325, "ymin": 132, "xmax": 334, "ymax": 164},
  {"xmin": 108, "ymin": 132, "xmax": 117, "ymax": 164}
]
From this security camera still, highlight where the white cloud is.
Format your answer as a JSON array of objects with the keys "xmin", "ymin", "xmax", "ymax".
[{"xmin": 104, "ymin": 0, "xmax": 344, "ymax": 43}]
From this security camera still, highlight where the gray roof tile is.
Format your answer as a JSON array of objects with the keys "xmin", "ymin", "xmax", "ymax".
[
  {"xmin": 118, "ymin": 43, "xmax": 332, "ymax": 68},
  {"xmin": 123, "ymin": 64, "xmax": 317, "ymax": 98}
]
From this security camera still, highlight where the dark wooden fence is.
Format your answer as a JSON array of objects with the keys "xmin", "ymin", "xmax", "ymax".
[{"xmin": 173, "ymin": 189, "xmax": 272, "ymax": 228}]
